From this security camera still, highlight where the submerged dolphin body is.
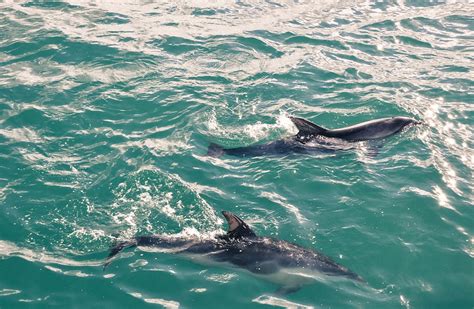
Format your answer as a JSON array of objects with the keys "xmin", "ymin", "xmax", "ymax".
[
  {"xmin": 105, "ymin": 211, "xmax": 363, "ymax": 294},
  {"xmin": 208, "ymin": 116, "xmax": 419, "ymax": 157}
]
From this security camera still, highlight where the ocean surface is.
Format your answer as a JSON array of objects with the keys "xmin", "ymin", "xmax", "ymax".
[{"xmin": 0, "ymin": 0, "xmax": 473, "ymax": 308}]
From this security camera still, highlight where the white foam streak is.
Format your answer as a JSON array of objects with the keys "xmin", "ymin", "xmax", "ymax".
[
  {"xmin": 0, "ymin": 240, "xmax": 100, "ymax": 267},
  {"xmin": 0, "ymin": 289, "xmax": 21, "ymax": 297},
  {"xmin": 253, "ymin": 295, "xmax": 314, "ymax": 309},
  {"xmin": 433, "ymin": 186, "xmax": 456, "ymax": 212},
  {"xmin": 129, "ymin": 292, "xmax": 180, "ymax": 308},
  {"xmin": 0, "ymin": 128, "xmax": 43, "ymax": 143},
  {"xmin": 44, "ymin": 265, "xmax": 91, "ymax": 278},
  {"xmin": 207, "ymin": 111, "xmax": 296, "ymax": 143},
  {"xmin": 205, "ymin": 273, "xmax": 237, "ymax": 283},
  {"xmin": 260, "ymin": 191, "xmax": 307, "ymax": 224}
]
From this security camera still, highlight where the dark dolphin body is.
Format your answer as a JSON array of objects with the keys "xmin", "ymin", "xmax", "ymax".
[
  {"xmin": 208, "ymin": 116, "xmax": 420, "ymax": 157},
  {"xmin": 105, "ymin": 211, "xmax": 363, "ymax": 294}
]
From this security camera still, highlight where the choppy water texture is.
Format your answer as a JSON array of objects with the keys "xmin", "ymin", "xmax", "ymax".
[{"xmin": 0, "ymin": 0, "xmax": 473, "ymax": 308}]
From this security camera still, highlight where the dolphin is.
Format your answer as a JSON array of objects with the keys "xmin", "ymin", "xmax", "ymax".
[
  {"xmin": 105, "ymin": 211, "xmax": 363, "ymax": 294},
  {"xmin": 207, "ymin": 116, "xmax": 420, "ymax": 157}
]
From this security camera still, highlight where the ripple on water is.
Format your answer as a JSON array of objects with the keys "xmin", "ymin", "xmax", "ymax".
[{"xmin": 0, "ymin": 0, "xmax": 473, "ymax": 308}]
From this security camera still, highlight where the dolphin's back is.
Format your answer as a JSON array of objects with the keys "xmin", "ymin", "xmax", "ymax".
[
  {"xmin": 208, "ymin": 138, "xmax": 340, "ymax": 158},
  {"xmin": 265, "ymin": 238, "xmax": 363, "ymax": 281},
  {"xmin": 207, "ymin": 237, "xmax": 362, "ymax": 281},
  {"xmin": 324, "ymin": 117, "xmax": 417, "ymax": 141}
]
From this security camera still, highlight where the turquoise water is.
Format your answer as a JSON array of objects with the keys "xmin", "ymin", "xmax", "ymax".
[{"xmin": 1, "ymin": 0, "xmax": 473, "ymax": 308}]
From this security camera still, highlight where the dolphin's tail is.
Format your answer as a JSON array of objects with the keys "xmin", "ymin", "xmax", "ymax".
[
  {"xmin": 103, "ymin": 239, "xmax": 137, "ymax": 270},
  {"xmin": 207, "ymin": 142, "xmax": 225, "ymax": 157}
]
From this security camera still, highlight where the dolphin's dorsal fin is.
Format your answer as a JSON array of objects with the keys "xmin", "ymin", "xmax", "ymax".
[
  {"xmin": 222, "ymin": 211, "xmax": 256, "ymax": 239},
  {"xmin": 290, "ymin": 117, "xmax": 328, "ymax": 140}
]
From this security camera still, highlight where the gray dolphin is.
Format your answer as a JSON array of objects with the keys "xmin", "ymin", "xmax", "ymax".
[
  {"xmin": 208, "ymin": 116, "xmax": 420, "ymax": 157},
  {"xmin": 105, "ymin": 211, "xmax": 363, "ymax": 294}
]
